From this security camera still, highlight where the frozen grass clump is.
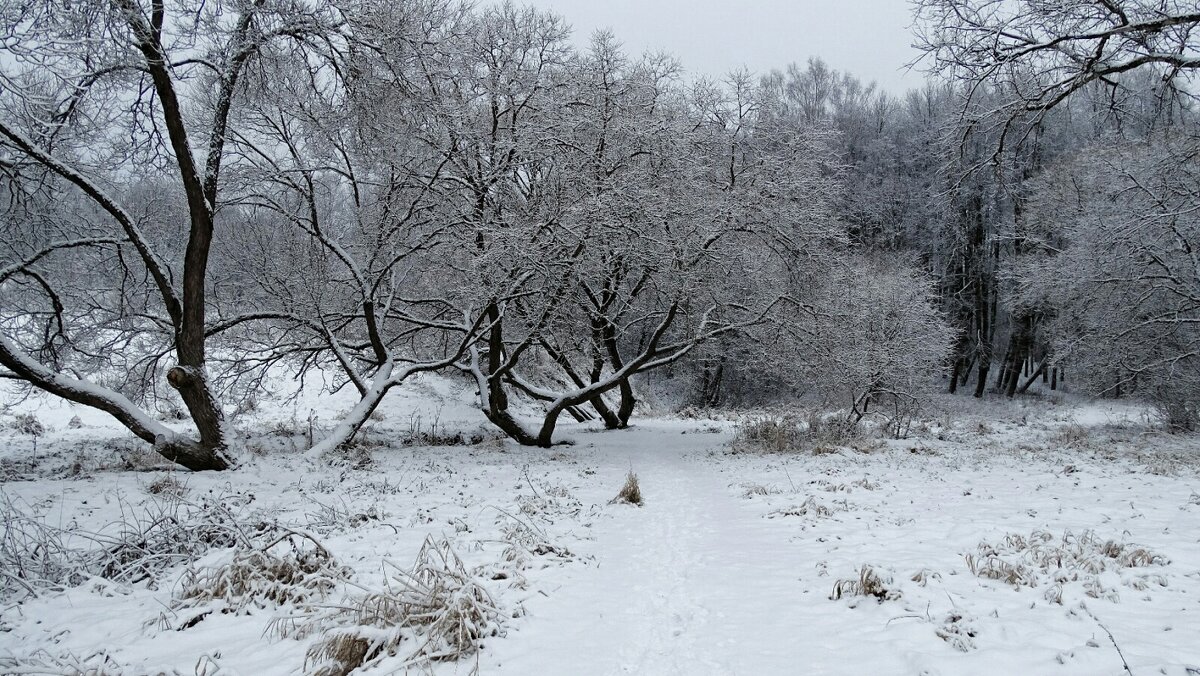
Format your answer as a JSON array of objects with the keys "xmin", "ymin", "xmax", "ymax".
[
  {"xmin": 766, "ymin": 496, "xmax": 844, "ymax": 520},
  {"xmin": 0, "ymin": 649, "xmax": 223, "ymax": 675},
  {"xmin": 610, "ymin": 471, "xmax": 643, "ymax": 506},
  {"xmin": 831, "ymin": 564, "xmax": 900, "ymax": 603},
  {"xmin": 936, "ymin": 612, "xmax": 979, "ymax": 652},
  {"xmin": 734, "ymin": 413, "xmax": 808, "ymax": 452},
  {"xmin": 276, "ymin": 536, "xmax": 503, "ymax": 676},
  {"xmin": 0, "ymin": 493, "xmax": 91, "ymax": 597},
  {"xmin": 176, "ymin": 529, "xmax": 350, "ymax": 619},
  {"xmin": 498, "ymin": 511, "xmax": 573, "ymax": 566},
  {"xmin": 146, "ymin": 473, "xmax": 188, "ymax": 498},
  {"xmin": 964, "ymin": 529, "xmax": 1167, "ymax": 602},
  {"xmin": 1050, "ymin": 424, "xmax": 1091, "ymax": 448},
  {"xmin": 740, "ymin": 482, "xmax": 779, "ymax": 498}
]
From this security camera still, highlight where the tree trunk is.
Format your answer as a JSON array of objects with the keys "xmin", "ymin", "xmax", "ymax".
[
  {"xmin": 1017, "ymin": 361, "xmax": 1047, "ymax": 394},
  {"xmin": 994, "ymin": 342, "xmax": 1013, "ymax": 392},
  {"xmin": 603, "ymin": 327, "xmax": 636, "ymax": 428},
  {"xmin": 615, "ymin": 377, "xmax": 635, "ymax": 427},
  {"xmin": 1004, "ymin": 313, "xmax": 1034, "ymax": 398},
  {"xmin": 0, "ymin": 335, "xmax": 231, "ymax": 471},
  {"xmin": 973, "ymin": 361, "xmax": 990, "ymax": 398},
  {"xmin": 306, "ymin": 369, "xmax": 394, "ymax": 458},
  {"xmin": 541, "ymin": 339, "xmax": 621, "ymax": 428},
  {"xmin": 701, "ymin": 357, "xmax": 726, "ymax": 407}
]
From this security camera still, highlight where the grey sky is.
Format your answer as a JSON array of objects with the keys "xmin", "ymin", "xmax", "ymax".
[{"xmin": 521, "ymin": 0, "xmax": 927, "ymax": 92}]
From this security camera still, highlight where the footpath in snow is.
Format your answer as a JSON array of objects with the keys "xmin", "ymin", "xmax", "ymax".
[{"xmin": 487, "ymin": 431, "xmax": 823, "ymax": 674}]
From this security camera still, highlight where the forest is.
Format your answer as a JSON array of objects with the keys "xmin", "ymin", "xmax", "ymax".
[{"xmin": 0, "ymin": 1, "xmax": 1198, "ymax": 674}]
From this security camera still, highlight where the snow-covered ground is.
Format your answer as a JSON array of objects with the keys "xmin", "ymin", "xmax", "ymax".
[{"xmin": 1, "ymin": 380, "xmax": 1199, "ymax": 675}]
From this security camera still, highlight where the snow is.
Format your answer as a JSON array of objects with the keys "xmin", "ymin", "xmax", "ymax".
[{"xmin": 2, "ymin": 380, "xmax": 1199, "ymax": 675}]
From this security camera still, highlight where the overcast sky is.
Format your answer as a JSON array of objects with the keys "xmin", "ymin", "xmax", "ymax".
[{"xmin": 516, "ymin": 0, "xmax": 927, "ymax": 92}]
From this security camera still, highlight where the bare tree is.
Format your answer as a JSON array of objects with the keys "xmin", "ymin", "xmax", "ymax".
[{"xmin": 0, "ymin": 0, "xmax": 342, "ymax": 469}]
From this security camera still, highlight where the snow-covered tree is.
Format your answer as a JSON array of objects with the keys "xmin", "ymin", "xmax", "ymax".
[
  {"xmin": 1019, "ymin": 136, "xmax": 1200, "ymax": 430},
  {"xmin": 0, "ymin": 0, "xmax": 344, "ymax": 469}
]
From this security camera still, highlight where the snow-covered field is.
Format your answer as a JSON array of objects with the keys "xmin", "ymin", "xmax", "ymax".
[{"xmin": 1, "ymin": 380, "xmax": 1199, "ymax": 675}]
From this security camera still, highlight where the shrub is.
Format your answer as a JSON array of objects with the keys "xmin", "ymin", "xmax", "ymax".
[{"xmin": 10, "ymin": 413, "xmax": 44, "ymax": 437}]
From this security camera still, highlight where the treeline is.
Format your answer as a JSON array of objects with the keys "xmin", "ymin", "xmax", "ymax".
[{"xmin": 0, "ymin": 0, "xmax": 1196, "ymax": 470}]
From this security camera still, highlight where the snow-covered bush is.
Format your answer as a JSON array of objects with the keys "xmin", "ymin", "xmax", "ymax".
[
  {"xmin": 9, "ymin": 413, "xmax": 44, "ymax": 437},
  {"xmin": 802, "ymin": 258, "xmax": 956, "ymax": 436}
]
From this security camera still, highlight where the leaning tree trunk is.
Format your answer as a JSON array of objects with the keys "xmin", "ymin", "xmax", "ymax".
[
  {"xmin": 542, "ymin": 338, "xmax": 621, "ymax": 429},
  {"xmin": 0, "ymin": 335, "xmax": 231, "ymax": 471}
]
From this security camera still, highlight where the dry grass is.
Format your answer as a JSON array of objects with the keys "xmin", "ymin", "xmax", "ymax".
[
  {"xmin": 740, "ymin": 483, "xmax": 780, "ymax": 498},
  {"xmin": 497, "ymin": 510, "xmax": 573, "ymax": 566},
  {"xmin": 146, "ymin": 473, "xmax": 188, "ymax": 498},
  {"xmin": 766, "ymin": 496, "xmax": 843, "ymax": 520},
  {"xmin": 910, "ymin": 568, "xmax": 943, "ymax": 587},
  {"xmin": 964, "ymin": 529, "xmax": 1167, "ymax": 602},
  {"xmin": 610, "ymin": 471, "xmax": 643, "ymax": 506},
  {"xmin": 1050, "ymin": 424, "xmax": 1091, "ymax": 448},
  {"xmin": 733, "ymin": 410, "xmax": 857, "ymax": 454},
  {"xmin": 830, "ymin": 565, "xmax": 900, "ymax": 603},
  {"xmin": 278, "ymin": 536, "xmax": 503, "ymax": 676},
  {"xmin": 734, "ymin": 413, "xmax": 808, "ymax": 452},
  {"xmin": 823, "ymin": 477, "xmax": 881, "ymax": 492},
  {"xmin": 6, "ymin": 652, "xmax": 120, "ymax": 674},
  {"xmin": 0, "ymin": 649, "xmax": 224, "ymax": 675},
  {"xmin": 176, "ymin": 529, "xmax": 350, "ymax": 621},
  {"xmin": 304, "ymin": 497, "xmax": 386, "ymax": 535},
  {"xmin": 0, "ymin": 491, "xmax": 248, "ymax": 599}
]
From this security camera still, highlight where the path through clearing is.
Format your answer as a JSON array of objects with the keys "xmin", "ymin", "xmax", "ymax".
[{"xmin": 483, "ymin": 427, "xmax": 906, "ymax": 675}]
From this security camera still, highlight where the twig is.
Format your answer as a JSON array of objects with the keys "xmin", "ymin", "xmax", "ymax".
[
  {"xmin": 1081, "ymin": 603, "xmax": 1134, "ymax": 676},
  {"xmin": 522, "ymin": 465, "xmax": 542, "ymax": 500},
  {"xmin": 781, "ymin": 463, "xmax": 797, "ymax": 492},
  {"xmin": 885, "ymin": 613, "xmax": 924, "ymax": 626}
]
